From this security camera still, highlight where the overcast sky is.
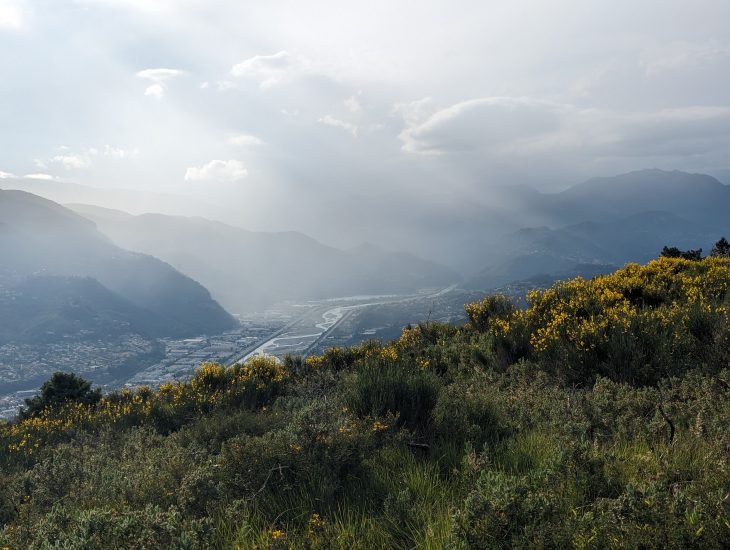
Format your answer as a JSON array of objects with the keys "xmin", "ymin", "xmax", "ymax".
[{"xmin": 1, "ymin": 0, "xmax": 729, "ymax": 244}]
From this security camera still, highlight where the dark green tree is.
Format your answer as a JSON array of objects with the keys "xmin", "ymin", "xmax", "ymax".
[
  {"xmin": 710, "ymin": 237, "xmax": 730, "ymax": 257},
  {"xmin": 20, "ymin": 372, "xmax": 101, "ymax": 419},
  {"xmin": 660, "ymin": 246, "xmax": 702, "ymax": 260}
]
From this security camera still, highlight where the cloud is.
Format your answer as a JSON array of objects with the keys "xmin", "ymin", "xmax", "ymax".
[
  {"xmin": 344, "ymin": 95, "xmax": 362, "ymax": 114},
  {"xmin": 0, "ymin": 170, "xmax": 16, "ymax": 178},
  {"xmin": 214, "ymin": 80, "xmax": 235, "ymax": 91},
  {"xmin": 318, "ymin": 115, "xmax": 358, "ymax": 137},
  {"xmin": 136, "ymin": 68, "xmax": 185, "ymax": 81},
  {"xmin": 230, "ymin": 51, "xmax": 299, "ymax": 88},
  {"xmin": 588, "ymin": 106, "xmax": 730, "ymax": 157},
  {"xmin": 391, "ymin": 97, "xmax": 434, "ymax": 126},
  {"xmin": 641, "ymin": 42, "xmax": 730, "ymax": 77},
  {"xmin": 40, "ymin": 146, "xmax": 137, "ymax": 171},
  {"xmin": 102, "ymin": 145, "xmax": 138, "ymax": 158},
  {"xmin": 23, "ymin": 173, "xmax": 56, "ymax": 180},
  {"xmin": 136, "ymin": 68, "xmax": 185, "ymax": 98},
  {"xmin": 0, "ymin": 0, "xmax": 22, "ymax": 29},
  {"xmin": 184, "ymin": 159, "xmax": 248, "ymax": 182},
  {"xmin": 76, "ymin": 0, "xmax": 174, "ymax": 12},
  {"xmin": 398, "ymin": 96, "xmax": 730, "ymax": 168},
  {"xmin": 49, "ymin": 153, "xmax": 92, "ymax": 169},
  {"xmin": 144, "ymin": 84, "xmax": 164, "ymax": 99},
  {"xmin": 229, "ymin": 134, "xmax": 264, "ymax": 146},
  {"xmin": 399, "ymin": 97, "xmax": 561, "ymax": 154}
]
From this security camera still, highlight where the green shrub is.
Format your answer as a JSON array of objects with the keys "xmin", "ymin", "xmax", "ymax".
[
  {"xmin": 345, "ymin": 361, "xmax": 442, "ymax": 431},
  {"xmin": 1, "ymin": 504, "xmax": 210, "ymax": 549},
  {"xmin": 20, "ymin": 372, "xmax": 101, "ymax": 420},
  {"xmin": 432, "ymin": 378, "xmax": 507, "ymax": 446}
]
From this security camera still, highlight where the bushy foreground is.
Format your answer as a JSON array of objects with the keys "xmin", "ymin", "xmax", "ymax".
[{"xmin": 1, "ymin": 257, "xmax": 729, "ymax": 548}]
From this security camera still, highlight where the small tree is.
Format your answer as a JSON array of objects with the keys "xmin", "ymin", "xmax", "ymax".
[
  {"xmin": 682, "ymin": 248, "xmax": 703, "ymax": 261},
  {"xmin": 20, "ymin": 372, "xmax": 101, "ymax": 420},
  {"xmin": 660, "ymin": 246, "xmax": 682, "ymax": 258},
  {"xmin": 710, "ymin": 237, "xmax": 730, "ymax": 257},
  {"xmin": 660, "ymin": 246, "xmax": 702, "ymax": 261}
]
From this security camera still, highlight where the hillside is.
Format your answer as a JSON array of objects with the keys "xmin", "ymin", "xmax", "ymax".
[
  {"xmin": 0, "ymin": 256, "xmax": 727, "ymax": 548},
  {"xmin": 485, "ymin": 169, "xmax": 730, "ymax": 229},
  {"xmin": 0, "ymin": 276, "xmax": 169, "ymax": 345},
  {"xmin": 460, "ymin": 170, "xmax": 730, "ymax": 289},
  {"xmin": 464, "ymin": 210, "xmax": 717, "ymax": 289},
  {"xmin": 69, "ymin": 205, "xmax": 459, "ymax": 312},
  {"xmin": 553, "ymin": 169, "xmax": 730, "ymax": 227},
  {"xmin": 0, "ymin": 189, "xmax": 236, "ymax": 339}
]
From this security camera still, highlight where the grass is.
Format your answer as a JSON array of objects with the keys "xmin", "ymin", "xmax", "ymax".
[{"xmin": 0, "ymin": 257, "xmax": 728, "ymax": 548}]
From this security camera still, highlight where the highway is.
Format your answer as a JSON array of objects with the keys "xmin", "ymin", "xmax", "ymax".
[{"xmin": 232, "ymin": 285, "xmax": 458, "ymax": 363}]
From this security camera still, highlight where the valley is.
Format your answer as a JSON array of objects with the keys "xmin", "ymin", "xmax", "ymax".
[
  {"xmin": 3, "ymin": 168, "xmax": 730, "ymax": 421},
  {"xmin": 0, "ymin": 285, "xmax": 478, "ymax": 419}
]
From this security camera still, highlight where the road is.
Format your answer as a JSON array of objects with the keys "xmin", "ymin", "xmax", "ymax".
[{"xmin": 235, "ymin": 285, "xmax": 458, "ymax": 362}]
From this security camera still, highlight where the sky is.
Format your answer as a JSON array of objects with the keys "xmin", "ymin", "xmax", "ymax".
[{"xmin": 1, "ymin": 0, "xmax": 730, "ymax": 246}]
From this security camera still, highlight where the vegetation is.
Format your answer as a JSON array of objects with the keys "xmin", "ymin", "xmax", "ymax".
[
  {"xmin": 1, "ymin": 256, "xmax": 729, "ymax": 548},
  {"xmin": 711, "ymin": 237, "xmax": 730, "ymax": 258},
  {"xmin": 661, "ymin": 237, "xmax": 730, "ymax": 261},
  {"xmin": 19, "ymin": 372, "xmax": 101, "ymax": 421},
  {"xmin": 660, "ymin": 245, "xmax": 703, "ymax": 261}
]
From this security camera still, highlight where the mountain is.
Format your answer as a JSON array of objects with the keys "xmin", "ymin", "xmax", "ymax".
[
  {"xmin": 69, "ymin": 205, "xmax": 459, "ymax": 312},
  {"xmin": 0, "ymin": 189, "xmax": 236, "ymax": 339},
  {"xmin": 7, "ymin": 169, "xmax": 728, "ymax": 303},
  {"xmin": 396, "ymin": 169, "xmax": 730, "ymax": 272},
  {"xmin": 462, "ymin": 170, "xmax": 730, "ymax": 290},
  {"xmin": 549, "ymin": 169, "xmax": 730, "ymax": 228},
  {"xmin": 465, "ymin": 209, "xmax": 720, "ymax": 290},
  {"xmin": 0, "ymin": 276, "xmax": 168, "ymax": 345}
]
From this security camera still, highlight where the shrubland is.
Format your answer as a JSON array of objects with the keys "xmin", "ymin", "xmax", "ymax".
[{"xmin": 1, "ymin": 256, "xmax": 729, "ymax": 548}]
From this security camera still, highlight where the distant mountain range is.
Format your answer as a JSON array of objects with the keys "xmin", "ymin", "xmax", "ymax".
[
  {"xmin": 69, "ymin": 205, "xmax": 459, "ymax": 312},
  {"xmin": 462, "ymin": 170, "xmax": 730, "ymax": 288},
  {"xmin": 3, "ymin": 169, "xmax": 729, "ymax": 323},
  {"xmin": 0, "ymin": 190, "xmax": 236, "ymax": 343}
]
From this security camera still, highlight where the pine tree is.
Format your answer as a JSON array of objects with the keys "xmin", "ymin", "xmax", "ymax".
[{"xmin": 710, "ymin": 237, "xmax": 730, "ymax": 257}]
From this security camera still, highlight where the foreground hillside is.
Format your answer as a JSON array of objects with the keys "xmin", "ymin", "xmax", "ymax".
[{"xmin": 1, "ymin": 257, "xmax": 729, "ymax": 548}]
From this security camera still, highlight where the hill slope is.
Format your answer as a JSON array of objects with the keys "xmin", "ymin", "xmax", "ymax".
[
  {"xmin": 461, "ymin": 170, "xmax": 730, "ymax": 289},
  {"xmin": 554, "ymin": 169, "xmax": 730, "ymax": 227},
  {"xmin": 0, "ymin": 257, "xmax": 727, "ymax": 548},
  {"xmin": 0, "ymin": 189, "xmax": 235, "ymax": 339},
  {"xmin": 69, "ymin": 205, "xmax": 459, "ymax": 312},
  {"xmin": 0, "ymin": 276, "xmax": 169, "ymax": 344},
  {"xmin": 465, "ymin": 209, "xmax": 719, "ymax": 289}
]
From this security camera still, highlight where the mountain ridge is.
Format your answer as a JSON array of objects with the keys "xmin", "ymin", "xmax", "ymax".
[
  {"xmin": 69, "ymin": 204, "xmax": 460, "ymax": 312},
  {"xmin": 0, "ymin": 189, "xmax": 236, "ymax": 340}
]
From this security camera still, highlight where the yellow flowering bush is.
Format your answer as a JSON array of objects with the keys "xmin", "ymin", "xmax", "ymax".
[
  {"xmin": 1, "ymin": 357, "xmax": 289, "ymax": 460},
  {"xmin": 466, "ymin": 257, "xmax": 730, "ymax": 384}
]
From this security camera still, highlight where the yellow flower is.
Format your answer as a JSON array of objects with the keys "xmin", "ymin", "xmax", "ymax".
[
  {"xmin": 305, "ymin": 355, "xmax": 326, "ymax": 368},
  {"xmin": 270, "ymin": 529, "xmax": 285, "ymax": 540},
  {"xmin": 309, "ymin": 513, "xmax": 325, "ymax": 528},
  {"xmin": 371, "ymin": 420, "xmax": 388, "ymax": 433}
]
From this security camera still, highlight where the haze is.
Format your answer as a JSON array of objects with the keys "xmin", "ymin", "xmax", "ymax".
[{"xmin": 1, "ymin": 0, "xmax": 729, "ymax": 252}]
